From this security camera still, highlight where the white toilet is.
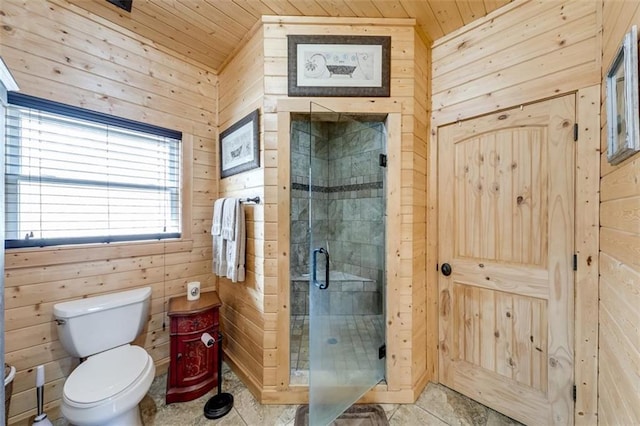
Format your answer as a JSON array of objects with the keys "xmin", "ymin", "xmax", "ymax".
[{"xmin": 53, "ymin": 287, "xmax": 156, "ymax": 426}]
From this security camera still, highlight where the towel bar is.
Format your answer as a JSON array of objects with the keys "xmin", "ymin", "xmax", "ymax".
[{"xmin": 239, "ymin": 196, "xmax": 260, "ymax": 204}]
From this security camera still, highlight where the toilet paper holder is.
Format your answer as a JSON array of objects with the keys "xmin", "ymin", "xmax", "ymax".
[{"xmin": 201, "ymin": 332, "xmax": 216, "ymax": 348}]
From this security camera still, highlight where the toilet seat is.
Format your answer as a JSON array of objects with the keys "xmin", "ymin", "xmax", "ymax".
[
  {"xmin": 61, "ymin": 344, "xmax": 155, "ymax": 426},
  {"xmin": 64, "ymin": 344, "xmax": 149, "ymax": 406}
]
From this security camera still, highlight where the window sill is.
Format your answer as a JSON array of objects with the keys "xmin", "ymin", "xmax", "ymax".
[{"xmin": 4, "ymin": 238, "xmax": 194, "ymax": 270}]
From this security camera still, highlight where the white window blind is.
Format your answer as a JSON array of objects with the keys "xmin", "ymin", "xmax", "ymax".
[{"xmin": 5, "ymin": 93, "xmax": 182, "ymax": 248}]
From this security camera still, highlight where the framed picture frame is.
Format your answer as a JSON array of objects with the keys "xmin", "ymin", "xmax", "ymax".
[
  {"xmin": 219, "ymin": 109, "xmax": 260, "ymax": 178},
  {"xmin": 606, "ymin": 25, "xmax": 640, "ymax": 165},
  {"xmin": 287, "ymin": 35, "xmax": 391, "ymax": 97}
]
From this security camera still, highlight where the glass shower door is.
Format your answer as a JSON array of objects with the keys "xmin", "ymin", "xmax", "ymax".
[{"xmin": 308, "ymin": 102, "xmax": 386, "ymax": 425}]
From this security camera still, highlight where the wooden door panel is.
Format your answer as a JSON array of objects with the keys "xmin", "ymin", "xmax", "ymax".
[
  {"xmin": 454, "ymin": 128, "xmax": 547, "ymax": 266},
  {"xmin": 439, "ymin": 95, "xmax": 575, "ymax": 425},
  {"xmin": 451, "ymin": 283, "xmax": 549, "ymax": 391}
]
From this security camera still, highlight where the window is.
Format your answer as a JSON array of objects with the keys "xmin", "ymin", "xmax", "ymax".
[{"xmin": 5, "ymin": 93, "xmax": 182, "ymax": 249}]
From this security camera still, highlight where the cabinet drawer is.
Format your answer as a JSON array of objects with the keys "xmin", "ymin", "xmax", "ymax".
[{"xmin": 170, "ymin": 309, "xmax": 218, "ymax": 334}]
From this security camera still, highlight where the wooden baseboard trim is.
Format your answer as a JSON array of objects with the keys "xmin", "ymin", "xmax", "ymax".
[
  {"xmin": 259, "ymin": 381, "xmax": 417, "ymax": 405},
  {"xmin": 412, "ymin": 369, "xmax": 431, "ymax": 402},
  {"xmin": 222, "ymin": 351, "xmax": 264, "ymax": 402}
]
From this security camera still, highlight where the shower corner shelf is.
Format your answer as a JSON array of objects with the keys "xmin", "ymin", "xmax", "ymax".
[{"xmin": 166, "ymin": 291, "xmax": 222, "ymax": 404}]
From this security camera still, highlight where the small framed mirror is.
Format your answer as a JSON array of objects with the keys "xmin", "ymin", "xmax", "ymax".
[{"xmin": 606, "ymin": 25, "xmax": 640, "ymax": 165}]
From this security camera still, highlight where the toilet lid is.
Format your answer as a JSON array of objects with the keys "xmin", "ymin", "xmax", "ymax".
[{"xmin": 64, "ymin": 345, "xmax": 149, "ymax": 405}]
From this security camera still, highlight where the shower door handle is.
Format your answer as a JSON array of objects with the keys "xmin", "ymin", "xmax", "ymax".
[{"xmin": 312, "ymin": 247, "xmax": 330, "ymax": 290}]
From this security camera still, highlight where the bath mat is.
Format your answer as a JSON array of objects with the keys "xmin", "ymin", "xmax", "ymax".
[{"xmin": 294, "ymin": 404, "xmax": 388, "ymax": 426}]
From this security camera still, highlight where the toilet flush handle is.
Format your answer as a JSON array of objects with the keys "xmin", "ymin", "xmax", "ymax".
[{"xmin": 54, "ymin": 319, "xmax": 66, "ymax": 325}]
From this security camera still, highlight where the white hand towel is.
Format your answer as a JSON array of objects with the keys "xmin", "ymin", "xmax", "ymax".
[
  {"xmin": 212, "ymin": 198, "xmax": 225, "ymax": 236},
  {"xmin": 221, "ymin": 198, "xmax": 236, "ymax": 241},
  {"xmin": 225, "ymin": 198, "xmax": 246, "ymax": 283},
  {"xmin": 212, "ymin": 198, "xmax": 227, "ymax": 276},
  {"xmin": 212, "ymin": 233, "xmax": 226, "ymax": 277}
]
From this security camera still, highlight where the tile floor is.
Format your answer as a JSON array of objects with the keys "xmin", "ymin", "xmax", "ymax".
[
  {"xmin": 139, "ymin": 363, "xmax": 524, "ymax": 426},
  {"xmin": 290, "ymin": 314, "xmax": 384, "ymax": 383}
]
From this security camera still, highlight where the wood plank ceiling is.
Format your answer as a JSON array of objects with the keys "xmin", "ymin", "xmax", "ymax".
[{"xmin": 68, "ymin": 0, "xmax": 511, "ymax": 72}]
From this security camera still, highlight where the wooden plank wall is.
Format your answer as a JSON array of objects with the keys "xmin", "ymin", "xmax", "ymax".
[
  {"xmin": 259, "ymin": 16, "xmax": 430, "ymax": 401},
  {"xmin": 431, "ymin": 0, "xmax": 601, "ymax": 127},
  {"xmin": 430, "ymin": 0, "xmax": 601, "ymax": 423},
  {"xmin": 0, "ymin": 1, "xmax": 218, "ymax": 424},
  {"xmin": 216, "ymin": 27, "xmax": 267, "ymax": 396},
  {"xmin": 599, "ymin": 2, "xmax": 640, "ymax": 424},
  {"xmin": 411, "ymin": 30, "xmax": 431, "ymax": 390}
]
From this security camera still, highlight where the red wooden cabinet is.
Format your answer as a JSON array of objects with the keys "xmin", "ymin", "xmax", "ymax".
[{"xmin": 166, "ymin": 291, "xmax": 222, "ymax": 404}]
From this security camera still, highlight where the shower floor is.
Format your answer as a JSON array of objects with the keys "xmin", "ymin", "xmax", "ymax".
[{"xmin": 290, "ymin": 314, "xmax": 384, "ymax": 385}]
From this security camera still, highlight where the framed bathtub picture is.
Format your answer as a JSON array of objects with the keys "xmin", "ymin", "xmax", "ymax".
[
  {"xmin": 219, "ymin": 109, "xmax": 260, "ymax": 178},
  {"xmin": 287, "ymin": 35, "xmax": 391, "ymax": 97},
  {"xmin": 606, "ymin": 25, "xmax": 640, "ymax": 165}
]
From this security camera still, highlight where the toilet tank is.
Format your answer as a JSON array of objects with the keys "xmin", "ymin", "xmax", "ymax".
[{"xmin": 53, "ymin": 287, "xmax": 151, "ymax": 358}]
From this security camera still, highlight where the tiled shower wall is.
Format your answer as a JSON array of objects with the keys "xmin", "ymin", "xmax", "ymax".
[
  {"xmin": 290, "ymin": 117, "xmax": 385, "ymax": 289},
  {"xmin": 326, "ymin": 121, "xmax": 385, "ymax": 284},
  {"xmin": 290, "ymin": 119, "xmax": 322, "ymax": 277}
]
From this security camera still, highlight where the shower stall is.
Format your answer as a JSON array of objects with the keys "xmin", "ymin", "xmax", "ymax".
[{"xmin": 289, "ymin": 103, "xmax": 387, "ymax": 424}]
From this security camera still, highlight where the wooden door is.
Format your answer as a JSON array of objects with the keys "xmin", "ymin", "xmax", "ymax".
[{"xmin": 438, "ymin": 96, "xmax": 575, "ymax": 425}]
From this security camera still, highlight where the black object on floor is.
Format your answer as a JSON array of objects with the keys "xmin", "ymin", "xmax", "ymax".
[
  {"xmin": 203, "ymin": 332, "xmax": 234, "ymax": 419},
  {"xmin": 294, "ymin": 404, "xmax": 389, "ymax": 425}
]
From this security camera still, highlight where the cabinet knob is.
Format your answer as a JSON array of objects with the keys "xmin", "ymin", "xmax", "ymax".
[{"xmin": 177, "ymin": 353, "xmax": 182, "ymax": 361}]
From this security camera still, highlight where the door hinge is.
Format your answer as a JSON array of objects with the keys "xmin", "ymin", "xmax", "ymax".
[
  {"xmin": 574, "ymin": 123, "xmax": 578, "ymax": 141},
  {"xmin": 378, "ymin": 344, "xmax": 386, "ymax": 359},
  {"xmin": 379, "ymin": 154, "xmax": 387, "ymax": 168},
  {"xmin": 573, "ymin": 254, "xmax": 577, "ymax": 271},
  {"xmin": 573, "ymin": 384, "xmax": 577, "ymax": 402}
]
